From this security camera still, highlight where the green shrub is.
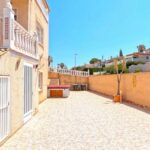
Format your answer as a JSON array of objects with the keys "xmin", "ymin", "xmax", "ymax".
[
  {"xmin": 104, "ymin": 64, "xmax": 129, "ymax": 74},
  {"xmin": 104, "ymin": 65, "xmax": 115, "ymax": 74},
  {"xmin": 134, "ymin": 68, "xmax": 141, "ymax": 73},
  {"xmin": 126, "ymin": 61, "xmax": 145, "ymax": 68},
  {"xmin": 82, "ymin": 68, "xmax": 103, "ymax": 75}
]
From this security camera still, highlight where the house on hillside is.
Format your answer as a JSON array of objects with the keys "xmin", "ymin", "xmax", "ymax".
[
  {"xmin": 104, "ymin": 57, "xmax": 124, "ymax": 67},
  {"xmin": 125, "ymin": 45, "xmax": 150, "ymax": 72},
  {"xmin": 84, "ymin": 60, "xmax": 101, "ymax": 68},
  {"xmin": 125, "ymin": 52, "xmax": 150, "ymax": 62},
  {"xmin": 125, "ymin": 45, "xmax": 150, "ymax": 63},
  {"xmin": 0, "ymin": 0, "xmax": 49, "ymax": 144},
  {"xmin": 104, "ymin": 59, "xmax": 113, "ymax": 67}
]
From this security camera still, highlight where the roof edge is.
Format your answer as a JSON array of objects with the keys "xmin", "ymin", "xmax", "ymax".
[{"xmin": 42, "ymin": 0, "xmax": 50, "ymax": 12}]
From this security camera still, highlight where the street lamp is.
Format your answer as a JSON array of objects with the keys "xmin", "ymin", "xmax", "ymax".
[{"xmin": 74, "ymin": 53, "xmax": 77, "ymax": 70}]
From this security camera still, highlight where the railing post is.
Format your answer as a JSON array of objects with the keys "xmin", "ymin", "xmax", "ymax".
[
  {"xmin": 88, "ymin": 69, "xmax": 90, "ymax": 76},
  {"xmin": 3, "ymin": 0, "xmax": 14, "ymax": 48},
  {"xmin": 14, "ymin": 26, "xmax": 18, "ymax": 47}
]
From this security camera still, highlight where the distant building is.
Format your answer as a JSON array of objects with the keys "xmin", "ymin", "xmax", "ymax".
[
  {"xmin": 84, "ymin": 60, "xmax": 101, "ymax": 68},
  {"xmin": 125, "ymin": 44, "xmax": 150, "ymax": 63},
  {"xmin": 125, "ymin": 51, "xmax": 150, "ymax": 63},
  {"xmin": 104, "ymin": 60, "xmax": 113, "ymax": 67},
  {"xmin": 104, "ymin": 57, "xmax": 124, "ymax": 67}
]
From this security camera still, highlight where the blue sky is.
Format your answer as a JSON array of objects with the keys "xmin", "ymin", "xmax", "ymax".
[{"xmin": 47, "ymin": 0, "xmax": 150, "ymax": 68}]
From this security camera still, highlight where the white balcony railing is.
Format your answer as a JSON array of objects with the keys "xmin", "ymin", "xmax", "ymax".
[
  {"xmin": 0, "ymin": 18, "xmax": 3, "ymax": 47},
  {"xmin": 50, "ymin": 68, "xmax": 89, "ymax": 77},
  {"xmin": 1, "ymin": 6, "xmax": 38, "ymax": 59},
  {"xmin": 14, "ymin": 21, "xmax": 37, "ymax": 58}
]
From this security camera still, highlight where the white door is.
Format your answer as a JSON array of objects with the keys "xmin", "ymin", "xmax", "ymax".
[
  {"xmin": 24, "ymin": 64, "xmax": 33, "ymax": 123},
  {"xmin": 0, "ymin": 76, "xmax": 10, "ymax": 142}
]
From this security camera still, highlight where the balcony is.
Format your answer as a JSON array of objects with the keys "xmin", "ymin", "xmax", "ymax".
[
  {"xmin": 0, "ymin": 5, "xmax": 38, "ymax": 60},
  {"xmin": 13, "ymin": 21, "xmax": 38, "ymax": 59},
  {"xmin": 0, "ymin": 18, "xmax": 3, "ymax": 47}
]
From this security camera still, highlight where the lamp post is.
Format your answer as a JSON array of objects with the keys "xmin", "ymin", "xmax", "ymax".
[
  {"xmin": 74, "ymin": 53, "xmax": 77, "ymax": 70},
  {"xmin": 74, "ymin": 53, "xmax": 78, "ymax": 86}
]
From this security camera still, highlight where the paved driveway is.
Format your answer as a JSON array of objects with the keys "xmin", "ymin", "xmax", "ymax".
[{"xmin": 1, "ymin": 91, "xmax": 150, "ymax": 150}]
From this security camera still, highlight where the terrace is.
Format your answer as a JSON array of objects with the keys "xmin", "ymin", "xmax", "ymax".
[{"xmin": 1, "ymin": 91, "xmax": 150, "ymax": 149}]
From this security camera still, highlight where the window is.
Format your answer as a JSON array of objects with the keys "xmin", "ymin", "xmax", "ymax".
[
  {"xmin": 36, "ymin": 23, "xmax": 44, "ymax": 44},
  {"xmin": 39, "ymin": 72, "xmax": 43, "ymax": 90},
  {"xmin": 146, "ymin": 56, "xmax": 149, "ymax": 60}
]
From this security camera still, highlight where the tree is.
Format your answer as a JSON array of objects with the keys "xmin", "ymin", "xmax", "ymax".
[
  {"xmin": 89, "ymin": 58, "xmax": 101, "ymax": 64},
  {"xmin": 57, "ymin": 63, "xmax": 67, "ymax": 69},
  {"xmin": 119, "ymin": 49, "xmax": 123, "ymax": 57},
  {"xmin": 126, "ymin": 61, "xmax": 145, "ymax": 68},
  {"xmin": 137, "ymin": 44, "xmax": 146, "ymax": 53},
  {"xmin": 74, "ymin": 66, "xmax": 84, "ymax": 71},
  {"xmin": 48, "ymin": 56, "xmax": 53, "ymax": 66},
  {"xmin": 83, "ymin": 67, "xmax": 103, "ymax": 75},
  {"xmin": 59, "ymin": 63, "xmax": 64, "ymax": 69},
  {"xmin": 114, "ymin": 57, "xmax": 126, "ymax": 96}
]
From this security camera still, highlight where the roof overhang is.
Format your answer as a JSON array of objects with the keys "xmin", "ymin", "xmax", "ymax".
[{"xmin": 42, "ymin": 0, "xmax": 50, "ymax": 12}]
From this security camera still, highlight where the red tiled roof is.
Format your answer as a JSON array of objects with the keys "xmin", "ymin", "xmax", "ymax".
[
  {"xmin": 84, "ymin": 64, "xmax": 95, "ymax": 68},
  {"xmin": 127, "ymin": 52, "xmax": 150, "ymax": 57}
]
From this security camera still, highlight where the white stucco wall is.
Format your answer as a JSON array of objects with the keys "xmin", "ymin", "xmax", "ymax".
[{"xmin": 129, "ymin": 63, "xmax": 150, "ymax": 72}]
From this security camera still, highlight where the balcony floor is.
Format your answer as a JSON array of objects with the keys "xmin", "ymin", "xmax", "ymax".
[{"xmin": 1, "ymin": 91, "xmax": 150, "ymax": 150}]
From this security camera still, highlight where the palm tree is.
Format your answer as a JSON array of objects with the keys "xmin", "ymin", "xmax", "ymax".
[
  {"xmin": 59, "ymin": 63, "xmax": 65, "ymax": 69},
  {"xmin": 48, "ymin": 56, "xmax": 53, "ymax": 66}
]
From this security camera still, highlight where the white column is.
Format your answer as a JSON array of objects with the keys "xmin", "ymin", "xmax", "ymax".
[
  {"xmin": 3, "ymin": 0, "xmax": 14, "ymax": 48},
  {"xmin": 88, "ymin": 69, "xmax": 90, "ymax": 76}
]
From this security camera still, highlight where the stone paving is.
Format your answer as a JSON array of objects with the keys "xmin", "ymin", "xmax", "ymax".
[{"xmin": 1, "ymin": 91, "xmax": 150, "ymax": 150}]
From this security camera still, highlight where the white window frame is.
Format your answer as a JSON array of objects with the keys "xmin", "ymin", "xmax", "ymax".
[
  {"xmin": 0, "ymin": 75, "xmax": 10, "ymax": 142},
  {"xmin": 36, "ymin": 22, "xmax": 44, "ymax": 45},
  {"xmin": 23, "ymin": 63, "xmax": 33, "ymax": 123}
]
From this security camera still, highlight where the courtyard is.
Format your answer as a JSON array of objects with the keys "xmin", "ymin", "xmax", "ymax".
[{"xmin": 1, "ymin": 91, "xmax": 150, "ymax": 150}]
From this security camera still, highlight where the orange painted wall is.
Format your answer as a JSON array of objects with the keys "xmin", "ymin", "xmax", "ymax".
[
  {"xmin": 49, "ymin": 72, "xmax": 150, "ymax": 107},
  {"xmin": 48, "ymin": 72, "xmax": 88, "ymax": 86},
  {"xmin": 89, "ymin": 74, "xmax": 117, "ymax": 97},
  {"xmin": 12, "ymin": 0, "xmax": 29, "ymax": 30},
  {"xmin": 89, "ymin": 73, "xmax": 150, "ymax": 107}
]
